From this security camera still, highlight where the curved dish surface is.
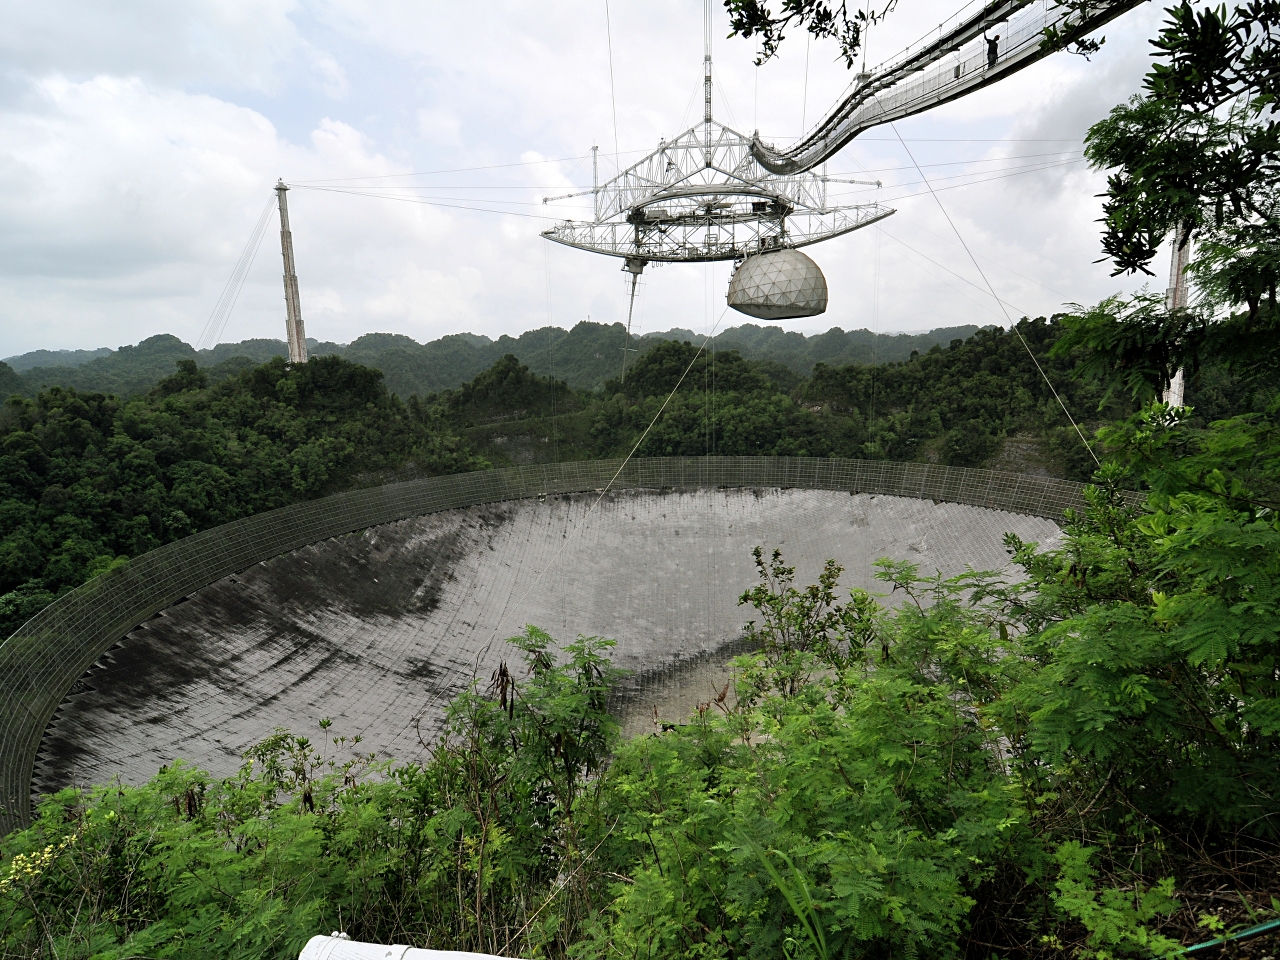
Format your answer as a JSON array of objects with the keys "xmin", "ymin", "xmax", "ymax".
[
  {"xmin": 1, "ymin": 458, "xmax": 1088, "ymax": 832},
  {"xmin": 37, "ymin": 488, "xmax": 1061, "ymax": 792}
]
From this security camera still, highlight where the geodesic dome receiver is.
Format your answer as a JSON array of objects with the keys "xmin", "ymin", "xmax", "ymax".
[{"xmin": 726, "ymin": 249, "xmax": 829, "ymax": 320}]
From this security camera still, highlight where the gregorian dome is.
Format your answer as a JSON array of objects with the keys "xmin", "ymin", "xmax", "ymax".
[{"xmin": 726, "ymin": 248, "xmax": 829, "ymax": 320}]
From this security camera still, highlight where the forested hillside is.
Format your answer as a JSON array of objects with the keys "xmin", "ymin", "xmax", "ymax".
[
  {"xmin": 452, "ymin": 320, "xmax": 1128, "ymax": 476},
  {"xmin": 1, "ymin": 348, "xmax": 111, "ymax": 372},
  {"xmin": 0, "ymin": 356, "xmax": 483, "ymax": 638},
  {"xmin": 4, "ymin": 321, "xmax": 987, "ymax": 400},
  {"xmin": 6, "ymin": 312, "xmax": 1269, "ymax": 642}
]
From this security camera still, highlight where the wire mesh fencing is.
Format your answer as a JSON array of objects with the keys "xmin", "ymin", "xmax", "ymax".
[{"xmin": 0, "ymin": 457, "xmax": 1095, "ymax": 834}]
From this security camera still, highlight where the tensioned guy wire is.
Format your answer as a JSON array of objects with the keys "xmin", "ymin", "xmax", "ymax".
[
  {"xmin": 196, "ymin": 193, "xmax": 276, "ymax": 351},
  {"xmin": 884, "ymin": 119, "xmax": 1099, "ymax": 466},
  {"xmin": 543, "ymin": 243, "xmax": 560, "ymax": 464},
  {"xmin": 470, "ymin": 304, "xmax": 736, "ymax": 668},
  {"xmin": 604, "ymin": 0, "xmax": 622, "ymax": 169}
]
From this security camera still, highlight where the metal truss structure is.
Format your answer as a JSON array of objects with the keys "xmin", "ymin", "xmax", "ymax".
[
  {"xmin": 543, "ymin": 119, "xmax": 893, "ymax": 264},
  {"xmin": 752, "ymin": 0, "xmax": 1146, "ymax": 175},
  {"xmin": 541, "ymin": 21, "xmax": 894, "ymax": 269}
]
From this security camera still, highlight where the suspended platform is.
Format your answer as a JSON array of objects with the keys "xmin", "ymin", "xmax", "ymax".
[{"xmin": 542, "ymin": 119, "xmax": 893, "ymax": 264}]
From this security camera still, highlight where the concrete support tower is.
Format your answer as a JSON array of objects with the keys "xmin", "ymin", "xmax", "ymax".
[
  {"xmin": 1163, "ymin": 230, "xmax": 1191, "ymax": 406},
  {"xmin": 275, "ymin": 179, "xmax": 308, "ymax": 364}
]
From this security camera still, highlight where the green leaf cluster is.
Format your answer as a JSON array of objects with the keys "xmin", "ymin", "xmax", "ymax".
[{"xmin": 0, "ymin": 355, "xmax": 485, "ymax": 638}]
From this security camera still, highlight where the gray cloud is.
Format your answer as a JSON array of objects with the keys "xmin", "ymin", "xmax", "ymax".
[{"xmin": 0, "ymin": 0, "xmax": 1168, "ymax": 356}]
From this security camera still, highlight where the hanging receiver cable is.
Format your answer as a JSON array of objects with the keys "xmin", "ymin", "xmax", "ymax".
[{"xmin": 883, "ymin": 117, "xmax": 1100, "ymax": 467}]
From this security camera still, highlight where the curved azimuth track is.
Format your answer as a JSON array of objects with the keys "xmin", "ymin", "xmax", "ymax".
[{"xmin": 752, "ymin": 0, "xmax": 1146, "ymax": 175}]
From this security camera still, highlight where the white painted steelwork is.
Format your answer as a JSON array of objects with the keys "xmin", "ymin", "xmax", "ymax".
[
  {"xmin": 542, "ymin": 119, "xmax": 892, "ymax": 264},
  {"xmin": 541, "ymin": 0, "xmax": 891, "ymax": 272}
]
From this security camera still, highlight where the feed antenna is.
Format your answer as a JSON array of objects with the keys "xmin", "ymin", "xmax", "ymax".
[{"xmin": 541, "ymin": 0, "xmax": 893, "ymax": 337}]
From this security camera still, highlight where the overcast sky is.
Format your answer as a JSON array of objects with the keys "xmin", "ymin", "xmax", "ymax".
[{"xmin": 0, "ymin": 0, "xmax": 1171, "ymax": 358}]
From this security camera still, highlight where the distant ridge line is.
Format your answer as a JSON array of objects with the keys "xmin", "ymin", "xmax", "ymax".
[{"xmin": 3, "ymin": 320, "xmax": 994, "ymax": 399}]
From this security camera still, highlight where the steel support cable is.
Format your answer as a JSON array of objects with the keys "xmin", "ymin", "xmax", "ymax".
[
  {"xmin": 468, "ymin": 304, "xmax": 736, "ymax": 669},
  {"xmin": 604, "ymin": 0, "xmax": 621, "ymax": 170},
  {"xmin": 823, "ymin": 148, "xmax": 1086, "ymax": 177},
  {"xmin": 312, "ymin": 150, "xmax": 1084, "ymax": 198},
  {"xmin": 291, "ymin": 185, "xmax": 565, "ymax": 221},
  {"xmin": 291, "ymin": 153, "xmax": 641, "ymax": 184},
  {"xmin": 882, "ymin": 228, "xmax": 1031, "ymax": 321},
  {"xmin": 871, "ymin": 219, "xmax": 883, "ymax": 427},
  {"xmin": 885, "ymin": 208, "xmax": 1075, "ymax": 300},
  {"xmin": 827, "ymin": 156, "xmax": 1088, "ymax": 200},
  {"xmin": 286, "ymin": 139, "xmax": 1088, "ymax": 187},
  {"xmin": 196, "ymin": 194, "xmax": 276, "ymax": 351},
  {"xmin": 298, "ymin": 151, "xmax": 1083, "ymax": 202},
  {"xmin": 543, "ymin": 242, "xmax": 560, "ymax": 464},
  {"xmin": 879, "ymin": 225, "xmax": 1032, "ymax": 319},
  {"xmin": 881, "ymin": 113, "xmax": 1099, "ymax": 466},
  {"xmin": 295, "ymin": 186, "xmax": 567, "ymax": 208}
]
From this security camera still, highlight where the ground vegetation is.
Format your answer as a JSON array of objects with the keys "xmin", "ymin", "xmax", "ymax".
[
  {"xmin": 0, "ymin": 356, "xmax": 484, "ymax": 639},
  {"xmin": 2, "ymin": 401, "xmax": 1278, "ymax": 958}
]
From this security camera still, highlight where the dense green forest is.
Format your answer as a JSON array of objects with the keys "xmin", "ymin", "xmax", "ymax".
[
  {"xmin": 0, "ymin": 357, "xmax": 484, "ymax": 639},
  {"xmin": 0, "ymin": 314, "xmax": 1107, "ymax": 640},
  {"xmin": 2, "ymin": 312, "xmax": 1272, "ymax": 642},
  {"xmin": 2, "ymin": 321, "xmax": 987, "ymax": 400}
]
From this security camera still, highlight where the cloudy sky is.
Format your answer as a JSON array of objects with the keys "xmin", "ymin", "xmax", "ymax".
[{"xmin": 0, "ymin": 0, "xmax": 1170, "ymax": 358}]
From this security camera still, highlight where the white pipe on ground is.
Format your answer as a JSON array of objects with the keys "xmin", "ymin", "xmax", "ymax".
[{"xmin": 299, "ymin": 934, "xmax": 517, "ymax": 960}]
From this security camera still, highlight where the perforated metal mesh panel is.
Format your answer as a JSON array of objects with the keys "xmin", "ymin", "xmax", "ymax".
[{"xmin": 0, "ymin": 458, "xmax": 1091, "ymax": 834}]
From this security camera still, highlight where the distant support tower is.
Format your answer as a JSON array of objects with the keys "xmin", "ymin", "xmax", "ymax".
[
  {"xmin": 275, "ymin": 179, "xmax": 308, "ymax": 364},
  {"xmin": 1163, "ymin": 227, "xmax": 1192, "ymax": 406}
]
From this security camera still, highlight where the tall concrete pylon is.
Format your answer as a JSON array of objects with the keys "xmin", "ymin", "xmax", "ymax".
[
  {"xmin": 275, "ymin": 179, "xmax": 308, "ymax": 364},
  {"xmin": 1163, "ymin": 229, "xmax": 1191, "ymax": 406}
]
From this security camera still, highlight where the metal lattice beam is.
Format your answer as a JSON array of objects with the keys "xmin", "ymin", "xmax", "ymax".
[{"xmin": 542, "ymin": 120, "xmax": 893, "ymax": 263}]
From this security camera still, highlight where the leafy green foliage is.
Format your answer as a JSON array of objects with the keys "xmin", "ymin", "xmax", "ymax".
[
  {"xmin": 5, "ymin": 402, "xmax": 1280, "ymax": 957},
  {"xmin": 430, "ymin": 354, "xmax": 579, "ymax": 427},
  {"xmin": 724, "ymin": 0, "xmax": 890, "ymax": 67},
  {"xmin": 0, "ymin": 355, "xmax": 484, "ymax": 638},
  {"xmin": 1051, "ymin": 293, "xmax": 1209, "ymax": 402},
  {"xmin": 0, "ymin": 631, "xmax": 621, "ymax": 958},
  {"xmin": 1084, "ymin": 2, "xmax": 1280, "ymax": 278}
]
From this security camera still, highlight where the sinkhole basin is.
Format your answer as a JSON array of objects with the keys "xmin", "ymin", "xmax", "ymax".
[{"xmin": 1, "ymin": 458, "xmax": 1088, "ymax": 833}]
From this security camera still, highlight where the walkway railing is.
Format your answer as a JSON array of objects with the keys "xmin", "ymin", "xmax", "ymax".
[{"xmin": 752, "ymin": 0, "xmax": 1144, "ymax": 174}]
